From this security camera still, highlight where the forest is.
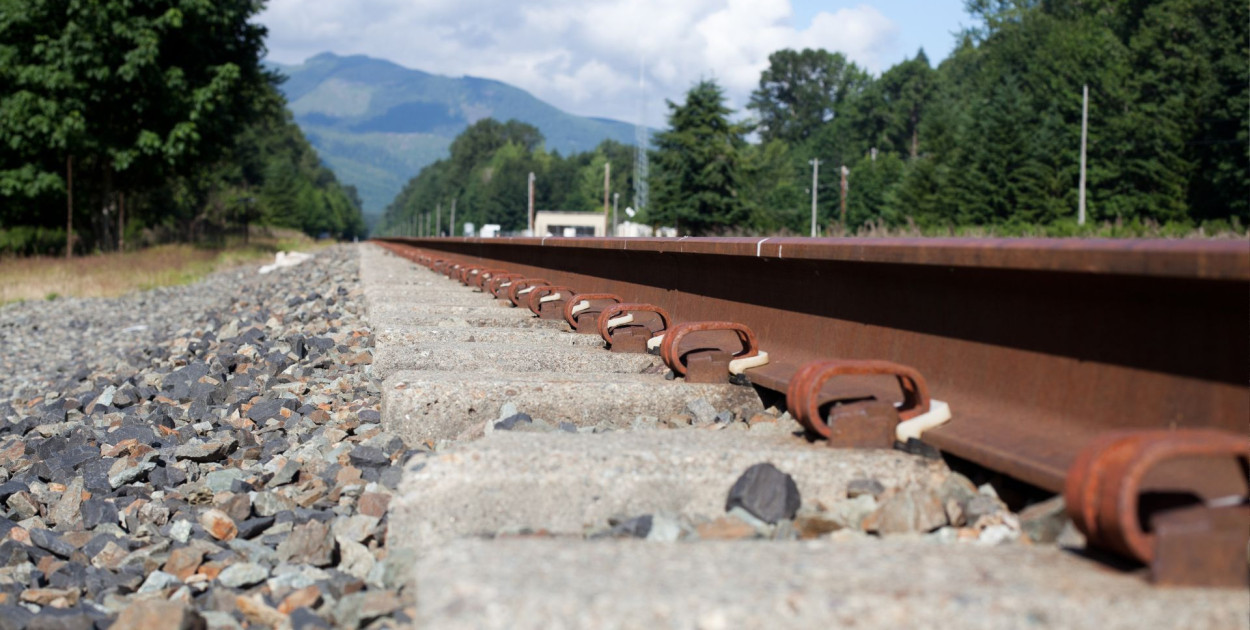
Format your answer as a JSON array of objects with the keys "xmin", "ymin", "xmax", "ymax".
[
  {"xmin": 380, "ymin": 0, "xmax": 1247, "ymax": 237},
  {"xmin": 0, "ymin": 0, "xmax": 365, "ymax": 256}
]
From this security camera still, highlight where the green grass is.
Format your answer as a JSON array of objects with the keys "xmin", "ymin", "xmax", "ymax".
[{"xmin": 0, "ymin": 227, "xmax": 328, "ymax": 305}]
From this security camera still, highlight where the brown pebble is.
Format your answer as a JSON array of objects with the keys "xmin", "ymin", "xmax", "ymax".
[
  {"xmin": 112, "ymin": 599, "xmax": 205, "ymax": 630},
  {"xmin": 21, "ymin": 587, "xmax": 79, "ymax": 607},
  {"xmin": 747, "ymin": 413, "xmax": 777, "ymax": 426},
  {"xmin": 696, "ymin": 516, "xmax": 757, "ymax": 540},
  {"xmin": 278, "ymin": 585, "xmax": 323, "ymax": 614},
  {"xmin": 199, "ymin": 508, "xmax": 237, "ymax": 541},
  {"xmin": 357, "ymin": 492, "xmax": 391, "ymax": 518},
  {"xmin": 237, "ymin": 594, "xmax": 289, "ymax": 627},
  {"xmin": 163, "ymin": 547, "xmax": 205, "ymax": 581}
]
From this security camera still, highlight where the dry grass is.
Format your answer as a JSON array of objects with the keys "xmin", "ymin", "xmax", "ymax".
[{"xmin": 0, "ymin": 228, "xmax": 327, "ymax": 305}]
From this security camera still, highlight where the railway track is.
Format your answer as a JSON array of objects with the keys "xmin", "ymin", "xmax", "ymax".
[{"xmin": 361, "ymin": 236, "xmax": 1249, "ymax": 627}]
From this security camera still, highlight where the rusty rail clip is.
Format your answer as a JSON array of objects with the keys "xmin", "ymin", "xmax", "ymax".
[
  {"xmin": 563, "ymin": 293, "xmax": 623, "ymax": 333},
  {"xmin": 457, "ymin": 266, "xmax": 482, "ymax": 284},
  {"xmin": 1064, "ymin": 429, "xmax": 1250, "ymax": 587},
  {"xmin": 485, "ymin": 272, "xmax": 524, "ymax": 299},
  {"xmin": 470, "ymin": 268, "xmax": 509, "ymax": 290},
  {"xmin": 659, "ymin": 321, "xmax": 758, "ymax": 384},
  {"xmin": 507, "ymin": 278, "xmax": 550, "ymax": 307},
  {"xmin": 596, "ymin": 303, "xmax": 671, "ymax": 353},
  {"xmin": 527, "ymin": 285, "xmax": 576, "ymax": 320},
  {"xmin": 785, "ymin": 360, "xmax": 930, "ymax": 449}
]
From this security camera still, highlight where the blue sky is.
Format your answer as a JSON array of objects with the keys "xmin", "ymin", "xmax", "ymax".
[
  {"xmin": 791, "ymin": 1, "xmax": 971, "ymax": 64},
  {"xmin": 258, "ymin": 1, "xmax": 976, "ymax": 124}
]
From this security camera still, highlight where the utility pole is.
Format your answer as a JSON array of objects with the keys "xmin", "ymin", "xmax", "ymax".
[
  {"xmin": 612, "ymin": 192, "xmax": 619, "ymax": 237},
  {"xmin": 839, "ymin": 165, "xmax": 849, "ymax": 228},
  {"xmin": 527, "ymin": 172, "xmax": 536, "ymax": 235},
  {"xmin": 450, "ymin": 198, "xmax": 457, "ymax": 237},
  {"xmin": 808, "ymin": 159, "xmax": 820, "ymax": 237},
  {"xmin": 603, "ymin": 161, "xmax": 611, "ymax": 218},
  {"xmin": 65, "ymin": 156, "xmax": 73, "ymax": 258},
  {"xmin": 1078, "ymin": 84, "xmax": 1088, "ymax": 226},
  {"xmin": 436, "ymin": 203, "xmax": 441, "ymax": 237}
]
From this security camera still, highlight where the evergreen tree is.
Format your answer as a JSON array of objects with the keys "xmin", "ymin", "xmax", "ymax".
[{"xmin": 649, "ymin": 80, "xmax": 748, "ymax": 235}]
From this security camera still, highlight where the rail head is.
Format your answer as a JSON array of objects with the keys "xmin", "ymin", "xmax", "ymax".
[{"xmin": 378, "ymin": 236, "xmax": 1250, "ymax": 281}]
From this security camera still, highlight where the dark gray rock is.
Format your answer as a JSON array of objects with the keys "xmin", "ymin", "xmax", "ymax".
[
  {"xmin": 247, "ymin": 399, "xmax": 286, "ymax": 421},
  {"xmin": 81, "ymin": 498, "xmax": 119, "ymax": 530},
  {"xmin": 609, "ymin": 515, "xmax": 653, "ymax": 538},
  {"xmin": 0, "ymin": 480, "xmax": 29, "ymax": 502},
  {"xmin": 725, "ymin": 462, "xmax": 802, "ymax": 524},
  {"xmin": 46, "ymin": 561, "xmax": 88, "ymax": 590},
  {"xmin": 348, "ymin": 446, "xmax": 389, "ymax": 468},
  {"xmin": 378, "ymin": 465, "xmax": 403, "ymax": 489},
  {"xmin": 236, "ymin": 516, "xmax": 275, "ymax": 539},
  {"xmin": 0, "ymin": 540, "xmax": 31, "ymax": 567},
  {"xmin": 80, "ymin": 458, "xmax": 114, "ymax": 494},
  {"xmin": 289, "ymin": 607, "xmax": 332, "ymax": 630},
  {"xmin": 493, "ymin": 413, "xmax": 533, "ymax": 431},
  {"xmin": 0, "ymin": 605, "xmax": 34, "ymax": 630},
  {"xmin": 29, "ymin": 528, "xmax": 77, "ymax": 559},
  {"xmin": 24, "ymin": 607, "xmax": 97, "ymax": 630}
]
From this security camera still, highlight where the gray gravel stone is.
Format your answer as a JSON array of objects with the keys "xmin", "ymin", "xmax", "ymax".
[
  {"xmin": 217, "ymin": 562, "xmax": 269, "ymax": 588},
  {"xmin": 864, "ymin": 487, "xmax": 948, "ymax": 534},
  {"xmin": 0, "ymin": 246, "xmax": 394, "ymax": 628},
  {"xmin": 685, "ymin": 398, "xmax": 718, "ymax": 425}
]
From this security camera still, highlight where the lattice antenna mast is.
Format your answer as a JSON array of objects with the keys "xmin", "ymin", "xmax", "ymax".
[{"xmin": 633, "ymin": 58, "xmax": 649, "ymax": 214}]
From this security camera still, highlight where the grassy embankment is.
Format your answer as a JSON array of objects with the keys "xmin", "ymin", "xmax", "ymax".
[{"xmin": 0, "ymin": 228, "xmax": 328, "ymax": 305}]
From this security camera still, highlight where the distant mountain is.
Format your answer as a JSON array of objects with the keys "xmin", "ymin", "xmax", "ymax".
[{"xmin": 268, "ymin": 53, "xmax": 637, "ymax": 215}]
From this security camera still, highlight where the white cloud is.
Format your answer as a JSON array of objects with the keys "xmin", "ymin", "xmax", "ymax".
[{"xmin": 257, "ymin": 0, "xmax": 898, "ymax": 128}]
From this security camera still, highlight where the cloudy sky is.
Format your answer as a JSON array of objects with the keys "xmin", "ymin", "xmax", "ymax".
[{"xmin": 256, "ymin": 1, "xmax": 969, "ymax": 126}]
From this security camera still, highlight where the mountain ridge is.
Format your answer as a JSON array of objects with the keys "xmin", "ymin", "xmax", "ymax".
[{"xmin": 267, "ymin": 53, "xmax": 637, "ymax": 215}]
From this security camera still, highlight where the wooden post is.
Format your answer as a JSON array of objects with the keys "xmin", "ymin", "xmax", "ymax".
[
  {"xmin": 527, "ymin": 172, "xmax": 535, "ymax": 235},
  {"xmin": 450, "ymin": 198, "xmax": 457, "ymax": 237},
  {"xmin": 1078, "ymin": 84, "xmax": 1088, "ymax": 226},
  {"xmin": 436, "ymin": 202, "xmax": 441, "ymax": 237},
  {"xmin": 66, "ymin": 156, "xmax": 73, "ymax": 258},
  {"xmin": 839, "ymin": 165, "xmax": 849, "ymax": 228},
  {"xmin": 603, "ymin": 161, "xmax": 611, "ymax": 217},
  {"xmin": 612, "ymin": 192, "xmax": 619, "ymax": 237},
  {"xmin": 809, "ymin": 159, "xmax": 820, "ymax": 237}
]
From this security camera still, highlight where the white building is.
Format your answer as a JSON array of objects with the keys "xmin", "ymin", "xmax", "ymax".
[{"xmin": 535, "ymin": 211, "xmax": 607, "ymax": 237}]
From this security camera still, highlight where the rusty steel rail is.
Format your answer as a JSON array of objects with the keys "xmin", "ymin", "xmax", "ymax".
[{"xmin": 375, "ymin": 235, "xmax": 1250, "ymax": 583}]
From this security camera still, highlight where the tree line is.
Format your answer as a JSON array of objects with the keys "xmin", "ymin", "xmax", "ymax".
[
  {"xmin": 0, "ymin": 0, "xmax": 365, "ymax": 256},
  {"xmin": 382, "ymin": 0, "xmax": 1247, "ymax": 237},
  {"xmin": 377, "ymin": 119, "xmax": 634, "ymax": 236}
]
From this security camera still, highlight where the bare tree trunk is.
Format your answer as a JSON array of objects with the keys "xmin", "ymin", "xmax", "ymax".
[
  {"xmin": 101, "ymin": 164, "xmax": 114, "ymax": 252},
  {"xmin": 66, "ymin": 155, "xmax": 73, "ymax": 258},
  {"xmin": 118, "ymin": 192, "xmax": 125, "ymax": 252}
]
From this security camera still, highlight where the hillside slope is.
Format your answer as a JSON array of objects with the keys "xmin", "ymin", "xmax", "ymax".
[{"xmin": 270, "ymin": 53, "xmax": 637, "ymax": 214}]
